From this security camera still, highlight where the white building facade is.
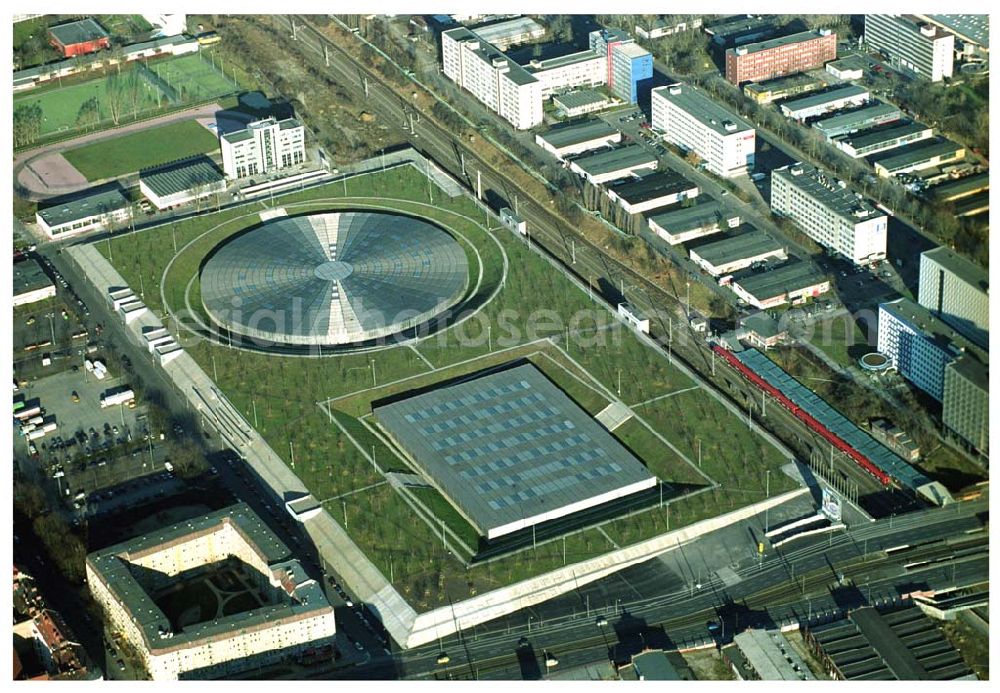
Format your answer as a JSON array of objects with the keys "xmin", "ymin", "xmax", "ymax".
[
  {"xmin": 220, "ymin": 118, "xmax": 306, "ymax": 179},
  {"xmin": 651, "ymin": 83, "xmax": 755, "ymax": 178},
  {"xmin": 525, "ymin": 51, "xmax": 606, "ymax": 98},
  {"xmin": 864, "ymin": 14, "xmax": 954, "ymax": 82},
  {"xmin": 917, "ymin": 247, "xmax": 989, "ymax": 348},
  {"xmin": 442, "ymin": 27, "xmax": 543, "ymax": 130},
  {"xmin": 770, "ymin": 163, "xmax": 887, "ymax": 266}
]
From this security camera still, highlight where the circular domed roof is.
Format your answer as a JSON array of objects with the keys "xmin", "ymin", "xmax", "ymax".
[{"xmin": 200, "ymin": 211, "xmax": 469, "ymax": 346}]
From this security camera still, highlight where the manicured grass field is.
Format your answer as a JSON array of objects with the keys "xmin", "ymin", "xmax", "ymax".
[
  {"xmin": 63, "ymin": 119, "xmax": 220, "ymax": 181},
  {"xmin": 101, "ymin": 165, "xmax": 798, "ymax": 608},
  {"xmin": 15, "ymin": 73, "xmax": 163, "ymax": 136},
  {"xmin": 14, "ymin": 51, "xmax": 240, "ymax": 140}
]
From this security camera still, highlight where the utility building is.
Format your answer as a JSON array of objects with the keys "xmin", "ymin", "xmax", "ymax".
[
  {"xmin": 567, "ymin": 144, "xmax": 658, "ymax": 184},
  {"xmin": 779, "ymin": 84, "xmax": 871, "ymax": 122},
  {"xmin": 48, "ymin": 18, "xmax": 110, "ymax": 57},
  {"xmin": 35, "ymin": 187, "xmax": 131, "ymax": 240},
  {"xmin": 139, "ymin": 157, "xmax": 226, "ymax": 210},
  {"xmin": 605, "ymin": 171, "xmax": 699, "ymax": 214},
  {"xmin": 770, "ymin": 163, "xmax": 887, "ymax": 266}
]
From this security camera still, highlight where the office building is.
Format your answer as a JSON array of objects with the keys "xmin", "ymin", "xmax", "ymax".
[
  {"xmin": 610, "ymin": 42, "xmax": 653, "ymax": 103},
  {"xmin": 535, "ymin": 120, "xmax": 622, "ymax": 160},
  {"xmin": 139, "ymin": 157, "xmax": 226, "ymax": 210},
  {"xmin": 730, "ymin": 261, "xmax": 830, "ymax": 309},
  {"xmin": 831, "ymin": 121, "xmax": 933, "ymax": 158},
  {"xmin": 743, "ymin": 73, "xmax": 826, "ymax": 104},
  {"xmin": 552, "ymin": 89, "xmax": 611, "ymax": 118},
  {"xmin": 220, "ymin": 117, "xmax": 306, "ymax": 179},
  {"xmin": 605, "ymin": 171, "xmax": 699, "ymax": 214},
  {"xmin": 779, "ymin": 84, "xmax": 871, "ymax": 123},
  {"xmin": 13, "ymin": 259, "xmax": 56, "ymax": 307},
  {"xmin": 872, "ymin": 139, "xmax": 965, "ymax": 178},
  {"xmin": 470, "ymin": 16, "xmax": 545, "ymax": 50},
  {"xmin": 725, "ymin": 30, "xmax": 837, "ymax": 85},
  {"xmin": 568, "ymin": 144, "xmax": 658, "ymax": 184},
  {"xmin": 635, "ymin": 17, "xmax": 703, "ymax": 40},
  {"xmin": 689, "ymin": 229, "xmax": 787, "ymax": 276},
  {"xmin": 374, "ymin": 363, "xmax": 658, "ymax": 540},
  {"xmin": 943, "ymin": 356, "xmax": 989, "ymax": 454},
  {"xmin": 86, "ymin": 505, "xmax": 337, "ymax": 680},
  {"xmin": 918, "ymin": 246, "xmax": 989, "ymax": 349},
  {"xmin": 864, "ymin": 15, "xmax": 954, "ymax": 82},
  {"xmin": 525, "ymin": 51, "xmax": 606, "ymax": 98},
  {"xmin": 812, "ymin": 102, "xmax": 902, "ymax": 140},
  {"xmin": 48, "ymin": 18, "xmax": 110, "ymax": 57},
  {"xmin": 442, "ymin": 26, "xmax": 543, "ymax": 130},
  {"xmin": 651, "ymin": 83, "xmax": 755, "ymax": 178},
  {"xmin": 589, "ymin": 28, "xmax": 632, "ymax": 87},
  {"xmin": 35, "ymin": 187, "xmax": 131, "ymax": 240},
  {"xmin": 647, "ymin": 196, "xmax": 739, "ymax": 245},
  {"xmin": 877, "ymin": 297, "xmax": 986, "ymax": 401},
  {"xmin": 771, "ymin": 163, "xmax": 887, "ymax": 266}
]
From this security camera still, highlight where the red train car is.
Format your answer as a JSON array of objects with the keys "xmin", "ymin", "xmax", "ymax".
[{"xmin": 713, "ymin": 345, "xmax": 891, "ymax": 486}]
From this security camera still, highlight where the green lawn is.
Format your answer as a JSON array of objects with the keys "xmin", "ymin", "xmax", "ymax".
[
  {"xmin": 804, "ymin": 313, "xmax": 872, "ymax": 367},
  {"xmin": 63, "ymin": 119, "xmax": 220, "ymax": 180},
  {"xmin": 14, "ymin": 51, "xmax": 242, "ymax": 142},
  {"xmin": 100, "ymin": 166, "xmax": 798, "ymax": 608}
]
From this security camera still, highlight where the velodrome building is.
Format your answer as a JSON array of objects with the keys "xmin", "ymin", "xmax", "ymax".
[{"xmin": 86, "ymin": 505, "xmax": 336, "ymax": 680}]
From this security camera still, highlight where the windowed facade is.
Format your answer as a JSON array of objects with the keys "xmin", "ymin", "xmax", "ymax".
[{"xmin": 221, "ymin": 118, "xmax": 306, "ymax": 179}]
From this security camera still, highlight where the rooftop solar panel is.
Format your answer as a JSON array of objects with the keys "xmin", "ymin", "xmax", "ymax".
[{"xmin": 374, "ymin": 363, "xmax": 657, "ymax": 539}]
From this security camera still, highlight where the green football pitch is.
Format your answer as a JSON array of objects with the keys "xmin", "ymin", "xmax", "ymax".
[
  {"xmin": 62, "ymin": 119, "xmax": 221, "ymax": 181},
  {"xmin": 14, "ymin": 52, "xmax": 240, "ymax": 138}
]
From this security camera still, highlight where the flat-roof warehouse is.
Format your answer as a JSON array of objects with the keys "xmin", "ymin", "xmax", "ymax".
[
  {"xmin": 374, "ymin": 363, "xmax": 658, "ymax": 539},
  {"xmin": 648, "ymin": 196, "xmax": 738, "ymax": 245},
  {"xmin": 689, "ymin": 229, "xmax": 787, "ymax": 276},
  {"xmin": 605, "ymin": 171, "xmax": 699, "ymax": 214},
  {"xmin": 535, "ymin": 120, "xmax": 622, "ymax": 160},
  {"xmin": 568, "ymin": 144, "xmax": 658, "ymax": 184},
  {"xmin": 832, "ymin": 121, "xmax": 933, "ymax": 158},
  {"xmin": 872, "ymin": 138, "xmax": 966, "ymax": 178},
  {"xmin": 730, "ymin": 260, "xmax": 830, "ymax": 309},
  {"xmin": 812, "ymin": 102, "xmax": 902, "ymax": 140}
]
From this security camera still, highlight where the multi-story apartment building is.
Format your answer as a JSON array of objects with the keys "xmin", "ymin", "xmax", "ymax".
[
  {"xmin": 878, "ymin": 298, "xmax": 988, "ymax": 455},
  {"xmin": 610, "ymin": 42, "xmax": 653, "ymax": 103},
  {"xmin": 651, "ymin": 83, "xmax": 755, "ymax": 178},
  {"xmin": 770, "ymin": 163, "xmax": 887, "ymax": 265},
  {"xmin": 86, "ymin": 505, "xmax": 337, "ymax": 680},
  {"xmin": 864, "ymin": 14, "xmax": 954, "ymax": 82},
  {"xmin": 220, "ymin": 117, "xmax": 305, "ymax": 179},
  {"xmin": 725, "ymin": 30, "xmax": 837, "ymax": 85},
  {"xmin": 442, "ymin": 26, "xmax": 543, "ymax": 130},
  {"xmin": 525, "ymin": 50, "xmax": 606, "ymax": 98},
  {"xmin": 917, "ymin": 246, "xmax": 989, "ymax": 349}
]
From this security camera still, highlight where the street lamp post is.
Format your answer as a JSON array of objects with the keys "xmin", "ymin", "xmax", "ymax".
[{"xmin": 764, "ymin": 469, "xmax": 771, "ymax": 532}]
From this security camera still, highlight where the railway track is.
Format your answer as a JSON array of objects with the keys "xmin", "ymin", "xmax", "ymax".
[{"xmin": 264, "ymin": 15, "xmax": 917, "ymax": 516}]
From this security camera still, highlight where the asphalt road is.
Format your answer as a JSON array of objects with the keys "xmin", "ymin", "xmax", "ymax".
[{"xmin": 385, "ymin": 498, "xmax": 987, "ymax": 679}]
